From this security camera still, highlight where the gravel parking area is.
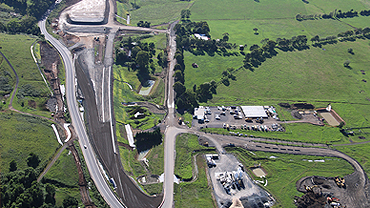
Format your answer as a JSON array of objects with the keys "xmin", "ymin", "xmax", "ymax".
[{"xmin": 192, "ymin": 106, "xmax": 282, "ymax": 131}]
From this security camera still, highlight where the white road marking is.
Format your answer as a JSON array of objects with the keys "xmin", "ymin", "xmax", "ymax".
[
  {"xmin": 102, "ymin": 67, "xmax": 105, "ymax": 122},
  {"xmin": 108, "ymin": 66, "xmax": 117, "ymax": 154}
]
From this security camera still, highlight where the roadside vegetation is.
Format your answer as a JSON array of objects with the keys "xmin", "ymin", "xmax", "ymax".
[
  {"xmin": 175, "ymin": 133, "xmax": 215, "ymax": 180},
  {"xmin": 226, "ymin": 147, "xmax": 353, "ymax": 208}
]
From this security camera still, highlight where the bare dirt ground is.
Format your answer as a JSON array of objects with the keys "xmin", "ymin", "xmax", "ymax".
[
  {"xmin": 40, "ymin": 42, "xmax": 65, "ymax": 123},
  {"xmin": 296, "ymin": 173, "xmax": 369, "ymax": 208}
]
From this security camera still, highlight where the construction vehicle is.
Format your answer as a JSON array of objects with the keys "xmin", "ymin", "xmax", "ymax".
[
  {"xmin": 327, "ymin": 197, "xmax": 340, "ymax": 203},
  {"xmin": 178, "ymin": 117, "xmax": 184, "ymax": 125},
  {"xmin": 334, "ymin": 177, "xmax": 346, "ymax": 188},
  {"xmin": 304, "ymin": 185, "xmax": 319, "ymax": 192},
  {"xmin": 245, "ymin": 117, "xmax": 253, "ymax": 122},
  {"xmin": 256, "ymin": 117, "xmax": 264, "ymax": 124}
]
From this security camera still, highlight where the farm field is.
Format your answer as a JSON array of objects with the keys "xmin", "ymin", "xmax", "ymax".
[
  {"xmin": 0, "ymin": 112, "xmax": 59, "ymax": 173},
  {"xmin": 227, "ymin": 147, "xmax": 354, "ymax": 208},
  {"xmin": 116, "ymin": 0, "xmax": 191, "ymax": 26}
]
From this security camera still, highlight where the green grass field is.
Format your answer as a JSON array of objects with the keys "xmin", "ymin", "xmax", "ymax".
[
  {"xmin": 174, "ymin": 154, "xmax": 216, "ymax": 208},
  {"xmin": 44, "ymin": 148, "xmax": 79, "ymax": 187},
  {"xmin": 0, "ymin": 33, "xmax": 52, "ymax": 117},
  {"xmin": 146, "ymin": 143, "xmax": 164, "ymax": 176},
  {"xmin": 0, "ymin": 112, "xmax": 59, "ymax": 173},
  {"xmin": 227, "ymin": 147, "xmax": 353, "ymax": 208},
  {"xmin": 204, "ymin": 122, "xmax": 349, "ymax": 144},
  {"xmin": 117, "ymin": 0, "xmax": 192, "ymax": 26},
  {"xmin": 119, "ymin": 146, "xmax": 146, "ymax": 177},
  {"xmin": 175, "ymin": 133, "xmax": 215, "ymax": 180}
]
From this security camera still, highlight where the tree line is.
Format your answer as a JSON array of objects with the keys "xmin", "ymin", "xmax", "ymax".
[
  {"xmin": 115, "ymin": 35, "xmax": 167, "ymax": 83},
  {"xmin": 296, "ymin": 8, "xmax": 370, "ymax": 21},
  {"xmin": 242, "ymin": 26, "xmax": 370, "ymax": 71},
  {"xmin": 0, "ymin": 0, "xmax": 55, "ymax": 35},
  {"xmin": 134, "ymin": 127, "xmax": 162, "ymax": 152}
]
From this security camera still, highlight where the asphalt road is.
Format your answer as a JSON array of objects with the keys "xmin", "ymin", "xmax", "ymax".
[
  {"xmin": 160, "ymin": 20, "xmax": 179, "ymax": 208},
  {"xmin": 38, "ymin": 11, "xmax": 125, "ymax": 208}
]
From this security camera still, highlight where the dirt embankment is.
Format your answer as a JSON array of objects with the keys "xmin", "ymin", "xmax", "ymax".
[
  {"xmin": 40, "ymin": 42, "xmax": 65, "ymax": 123},
  {"xmin": 69, "ymin": 142, "xmax": 96, "ymax": 208}
]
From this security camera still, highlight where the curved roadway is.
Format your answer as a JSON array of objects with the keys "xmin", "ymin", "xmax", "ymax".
[{"xmin": 39, "ymin": 13, "xmax": 125, "ymax": 208}]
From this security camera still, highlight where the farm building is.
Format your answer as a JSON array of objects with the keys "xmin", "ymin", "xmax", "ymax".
[{"xmin": 240, "ymin": 106, "xmax": 268, "ymax": 118}]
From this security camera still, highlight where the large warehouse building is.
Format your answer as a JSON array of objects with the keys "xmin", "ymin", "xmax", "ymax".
[{"xmin": 240, "ymin": 106, "xmax": 268, "ymax": 118}]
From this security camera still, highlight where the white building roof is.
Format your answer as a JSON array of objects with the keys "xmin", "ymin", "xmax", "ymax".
[{"xmin": 241, "ymin": 106, "xmax": 268, "ymax": 118}]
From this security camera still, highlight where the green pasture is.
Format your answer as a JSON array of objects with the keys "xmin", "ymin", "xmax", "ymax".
[
  {"xmin": 0, "ymin": 112, "xmax": 59, "ymax": 173},
  {"xmin": 174, "ymin": 154, "xmax": 216, "ymax": 208},
  {"xmin": 191, "ymin": 0, "xmax": 369, "ymax": 21},
  {"xmin": 191, "ymin": 0, "xmax": 305, "ymax": 21},
  {"xmin": 118, "ymin": 0, "xmax": 192, "ymax": 25},
  {"xmin": 140, "ymin": 32, "xmax": 168, "ymax": 50},
  {"xmin": 184, "ymin": 38, "xmax": 370, "ymax": 132},
  {"xmin": 183, "ymin": 51, "xmax": 243, "ymax": 89},
  {"xmin": 196, "ymin": 39, "xmax": 370, "ymax": 103},
  {"xmin": 227, "ymin": 147, "xmax": 353, "ymax": 208},
  {"xmin": 44, "ymin": 148, "xmax": 79, "ymax": 187},
  {"xmin": 207, "ymin": 18, "xmax": 351, "ymax": 46}
]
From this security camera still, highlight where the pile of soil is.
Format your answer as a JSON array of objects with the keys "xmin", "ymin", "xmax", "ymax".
[
  {"xmin": 292, "ymin": 103, "xmax": 315, "ymax": 109},
  {"xmin": 292, "ymin": 111, "xmax": 303, "ymax": 119},
  {"xmin": 294, "ymin": 189, "xmax": 327, "ymax": 208},
  {"xmin": 278, "ymin": 103, "xmax": 291, "ymax": 108}
]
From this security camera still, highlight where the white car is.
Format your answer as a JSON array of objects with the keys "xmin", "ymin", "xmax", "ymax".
[{"xmin": 215, "ymin": 114, "xmax": 220, "ymax": 120}]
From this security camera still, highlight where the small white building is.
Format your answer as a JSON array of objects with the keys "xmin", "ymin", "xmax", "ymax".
[
  {"xmin": 194, "ymin": 33, "xmax": 209, "ymax": 40},
  {"xmin": 193, "ymin": 106, "xmax": 206, "ymax": 122}
]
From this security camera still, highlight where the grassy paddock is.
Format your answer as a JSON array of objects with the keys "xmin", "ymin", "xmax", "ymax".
[
  {"xmin": 118, "ymin": 0, "xmax": 192, "ymax": 25},
  {"xmin": 226, "ymin": 147, "xmax": 353, "ymax": 208},
  {"xmin": 0, "ymin": 112, "xmax": 59, "ymax": 173}
]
